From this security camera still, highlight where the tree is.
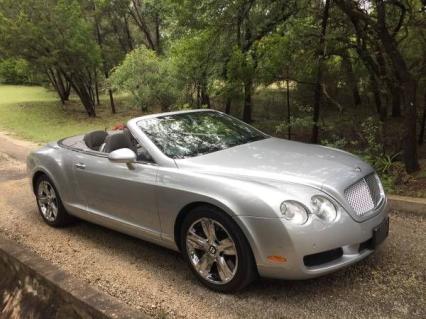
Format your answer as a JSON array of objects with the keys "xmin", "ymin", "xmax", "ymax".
[
  {"xmin": 311, "ymin": 0, "xmax": 331, "ymax": 144},
  {"xmin": 128, "ymin": 0, "xmax": 169, "ymax": 54},
  {"xmin": 335, "ymin": 0, "xmax": 420, "ymax": 173},
  {"xmin": 0, "ymin": 0, "xmax": 101, "ymax": 116},
  {"xmin": 110, "ymin": 46, "xmax": 179, "ymax": 111}
]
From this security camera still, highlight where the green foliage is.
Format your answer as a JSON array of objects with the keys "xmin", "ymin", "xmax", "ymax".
[
  {"xmin": 170, "ymin": 30, "xmax": 218, "ymax": 102},
  {"xmin": 110, "ymin": 47, "xmax": 179, "ymax": 111},
  {"xmin": 275, "ymin": 115, "xmax": 313, "ymax": 134},
  {"xmin": 320, "ymin": 117, "xmax": 400, "ymax": 192},
  {"xmin": 359, "ymin": 117, "xmax": 383, "ymax": 161},
  {"xmin": 0, "ymin": 59, "xmax": 35, "ymax": 84}
]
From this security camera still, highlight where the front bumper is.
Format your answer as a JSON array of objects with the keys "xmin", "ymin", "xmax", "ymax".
[{"xmin": 235, "ymin": 199, "xmax": 390, "ymax": 280}]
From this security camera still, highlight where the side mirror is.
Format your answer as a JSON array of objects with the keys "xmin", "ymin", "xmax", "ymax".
[{"xmin": 108, "ymin": 148, "xmax": 136, "ymax": 164}]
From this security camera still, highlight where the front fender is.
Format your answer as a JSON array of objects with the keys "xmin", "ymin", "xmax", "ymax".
[
  {"xmin": 156, "ymin": 166, "xmax": 323, "ymax": 246},
  {"xmin": 26, "ymin": 143, "xmax": 76, "ymax": 206}
]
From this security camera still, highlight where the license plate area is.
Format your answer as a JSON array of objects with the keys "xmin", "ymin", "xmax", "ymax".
[
  {"xmin": 359, "ymin": 217, "xmax": 389, "ymax": 252},
  {"xmin": 371, "ymin": 217, "xmax": 389, "ymax": 248}
]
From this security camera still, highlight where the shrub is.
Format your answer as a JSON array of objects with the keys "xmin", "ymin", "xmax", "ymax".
[
  {"xmin": 0, "ymin": 58, "xmax": 33, "ymax": 84},
  {"xmin": 109, "ymin": 47, "xmax": 179, "ymax": 111}
]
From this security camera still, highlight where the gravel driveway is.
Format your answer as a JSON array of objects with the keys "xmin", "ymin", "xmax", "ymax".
[{"xmin": 0, "ymin": 141, "xmax": 425, "ymax": 319}]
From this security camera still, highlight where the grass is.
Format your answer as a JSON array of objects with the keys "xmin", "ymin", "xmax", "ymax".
[
  {"xmin": 1, "ymin": 84, "xmax": 425, "ymax": 197},
  {"xmin": 0, "ymin": 85, "xmax": 144, "ymax": 143}
]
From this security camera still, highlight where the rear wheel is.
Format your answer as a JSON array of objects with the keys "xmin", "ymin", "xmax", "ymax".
[
  {"xmin": 35, "ymin": 175, "xmax": 74, "ymax": 227},
  {"xmin": 180, "ymin": 205, "xmax": 257, "ymax": 292}
]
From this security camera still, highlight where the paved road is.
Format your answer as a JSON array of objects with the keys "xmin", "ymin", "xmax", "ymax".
[{"xmin": 0, "ymin": 138, "xmax": 424, "ymax": 319}]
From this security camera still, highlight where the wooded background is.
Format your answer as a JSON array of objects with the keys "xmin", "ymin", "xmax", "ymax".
[{"xmin": 0, "ymin": 0, "xmax": 425, "ymax": 179}]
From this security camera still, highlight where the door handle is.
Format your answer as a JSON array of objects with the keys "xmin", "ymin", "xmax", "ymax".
[{"xmin": 75, "ymin": 163, "xmax": 86, "ymax": 169}]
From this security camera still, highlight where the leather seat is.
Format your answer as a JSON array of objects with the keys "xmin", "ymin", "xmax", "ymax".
[
  {"xmin": 102, "ymin": 132, "xmax": 137, "ymax": 153},
  {"xmin": 83, "ymin": 130, "xmax": 108, "ymax": 151}
]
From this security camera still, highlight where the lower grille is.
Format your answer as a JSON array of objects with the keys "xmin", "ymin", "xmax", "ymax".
[
  {"xmin": 344, "ymin": 173, "xmax": 383, "ymax": 217},
  {"xmin": 303, "ymin": 248, "xmax": 343, "ymax": 267},
  {"xmin": 359, "ymin": 238, "xmax": 373, "ymax": 252}
]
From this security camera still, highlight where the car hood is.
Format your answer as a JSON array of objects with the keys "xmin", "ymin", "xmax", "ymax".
[{"xmin": 175, "ymin": 137, "xmax": 373, "ymax": 192}]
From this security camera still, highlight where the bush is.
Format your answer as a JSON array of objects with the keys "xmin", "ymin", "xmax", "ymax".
[
  {"xmin": 319, "ymin": 117, "xmax": 404, "ymax": 192},
  {"xmin": 0, "ymin": 58, "xmax": 34, "ymax": 84},
  {"xmin": 109, "ymin": 47, "xmax": 179, "ymax": 111}
]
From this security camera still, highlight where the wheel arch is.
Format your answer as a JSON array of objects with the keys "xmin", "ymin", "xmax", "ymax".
[
  {"xmin": 173, "ymin": 201, "xmax": 252, "ymax": 254},
  {"xmin": 31, "ymin": 169, "xmax": 55, "ymax": 194}
]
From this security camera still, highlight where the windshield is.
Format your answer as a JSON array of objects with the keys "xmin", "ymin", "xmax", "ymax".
[{"xmin": 137, "ymin": 111, "xmax": 268, "ymax": 159}]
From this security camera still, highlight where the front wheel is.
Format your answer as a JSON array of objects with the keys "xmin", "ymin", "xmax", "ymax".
[
  {"xmin": 180, "ymin": 205, "xmax": 257, "ymax": 292},
  {"xmin": 35, "ymin": 175, "xmax": 74, "ymax": 227}
]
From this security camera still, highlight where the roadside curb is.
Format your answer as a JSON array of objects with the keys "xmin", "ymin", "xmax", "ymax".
[
  {"xmin": 0, "ymin": 235, "xmax": 148, "ymax": 319},
  {"xmin": 388, "ymin": 195, "xmax": 426, "ymax": 215}
]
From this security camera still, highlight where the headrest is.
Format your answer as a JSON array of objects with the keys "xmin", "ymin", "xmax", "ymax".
[
  {"xmin": 83, "ymin": 130, "xmax": 108, "ymax": 150},
  {"xmin": 103, "ymin": 132, "xmax": 136, "ymax": 153}
]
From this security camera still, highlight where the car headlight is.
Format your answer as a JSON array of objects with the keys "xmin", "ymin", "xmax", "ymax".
[
  {"xmin": 280, "ymin": 201, "xmax": 309, "ymax": 225},
  {"xmin": 311, "ymin": 195, "xmax": 337, "ymax": 223}
]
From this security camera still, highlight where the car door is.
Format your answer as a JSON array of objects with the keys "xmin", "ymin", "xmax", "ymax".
[{"xmin": 72, "ymin": 150, "xmax": 161, "ymax": 238}]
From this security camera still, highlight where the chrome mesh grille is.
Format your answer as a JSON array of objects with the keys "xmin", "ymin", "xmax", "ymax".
[{"xmin": 344, "ymin": 174, "xmax": 382, "ymax": 216}]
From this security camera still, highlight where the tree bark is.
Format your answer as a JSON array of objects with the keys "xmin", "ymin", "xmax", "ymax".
[
  {"xmin": 225, "ymin": 97, "xmax": 232, "ymax": 114},
  {"xmin": 200, "ymin": 83, "xmax": 211, "ymax": 108},
  {"xmin": 286, "ymin": 68, "xmax": 291, "ymax": 140},
  {"xmin": 94, "ymin": 7, "xmax": 116, "ymax": 114},
  {"xmin": 45, "ymin": 68, "xmax": 71, "ymax": 105},
  {"xmin": 335, "ymin": 0, "xmax": 419, "ymax": 172},
  {"xmin": 94, "ymin": 70, "xmax": 100, "ymax": 106},
  {"xmin": 129, "ymin": 0, "xmax": 160, "ymax": 53},
  {"xmin": 243, "ymin": 80, "xmax": 253, "ymax": 123},
  {"xmin": 370, "ymin": 74, "xmax": 382, "ymax": 115},
  {"xmin": 375, "ymin": 0, "xmax": 419, "ymax": 172},
  {"xmin": 418, "ymin": 92, "xmax": 426, "ymax": 145},
  {"xmin": 375, "ymin": 47, "xmax": 388, "ymax": 121},
  {"xmin": 341, "ymin": 51, "xmax": 361, "ymax": 107},
  {"xmin": 61, "ymin": 69, "xmax": 97, "ymax": 117},
  {"xmin": 311, "ymin": 0, "xmax": 331, "ymax": 144},
  {"xmin": 390, "ymin": 82, "xmax": 402, "ymax": 117}
]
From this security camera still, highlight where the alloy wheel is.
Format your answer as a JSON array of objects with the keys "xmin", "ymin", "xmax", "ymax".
[
  {"xmin": 186, "ymin": 217, "xmax": 238, "ymax": 284},
  {"xmin": 37, "ymin": 180, "xmax": 58, "ymax": 222}
]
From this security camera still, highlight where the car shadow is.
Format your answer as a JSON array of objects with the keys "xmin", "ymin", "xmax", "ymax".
[{"xmin": 61, "ymin": 216, "xmax": 383, "ymax": 295}]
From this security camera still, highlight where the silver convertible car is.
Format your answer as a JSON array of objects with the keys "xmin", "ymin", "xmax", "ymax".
[{"xmin": 27, "ymin": 110, "xmax": 389, "ymax": 292}]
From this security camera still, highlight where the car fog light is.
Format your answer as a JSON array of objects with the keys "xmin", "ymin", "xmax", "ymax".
[
  {"xmin": 280, "ymin": 201, "xmax": 308, "ymax": 225},
  {"xmin": 311, "ymin": 196, "xmax": 337, "ymax": 223}
]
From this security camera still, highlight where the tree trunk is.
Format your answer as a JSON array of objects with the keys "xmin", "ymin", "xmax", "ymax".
[
  {"xmin": 94, "ymin": 9, "xmax": 116, "ymax": 114},
  {"xmin": 341, "ymin": 51, "xmax": 361, "ymax": 107},
  {"xmin": 401, "ymin": 79, "xmax": 419, "ymax": 172},
  {"xmin": 154, "ymin": 12, "xmax": 161, "ymax": 54},
  {"xmin": 124, "ymin": 15, "xmax": 134, "ymax": 51},
  {"xmin": 62, "ymin": 70, "xmax": 97, "ymax": 117},
  {"xmin": 225, "ymin": 97, "xmax": 232, "ymax": 114},
  {"xmin": 419, "ymin": 92, "xmax": 426, "ymax": 145},
  {"xmin": 243, "ymin": 80, "xmax": 252, "ymax": 123},
  {"xmin": 72, "ymin": 81, "xmax": 97, "ymax": 117},
  {"xmin": 286, "ymin": 68, "xmax": 291, "ymax": 140},
  {"xmin": 108, "ymin": 89, "xmax": 116, "ymax": 113},
  {"xmin": 391, "ymin": 83, "xmax": 402, "ymax": 117},
  {"xmin": 196, "ymin": 84, "xmax": 201, "ymax": 106},
  {"xmin": 375, "ymin": 48, "xmax": 388, "ymax": 121},
  {"xmin": 94, "ymin": 70, "xmax": 100, "ymax": 106},
  {"xmin": 375, "ymin": 0, "xmax": 419, "ymax": 172},
  {"xmin": 337, "ymin": 0, "xmax": 419, "ymax": 172},
  {"xmin": 200, "ymin": 85, "xmax": 211, "ymax": 108},
  {"xmin": 370, "ymin": 75, "xmax": 382, "ymax": 115},
  {"xmin": 45, "ymin": 68, "xmax": 71, "ymax": 105},
  {"xmin": 311, "ymin": 0, "xmax": 331, "ymax": 144}
]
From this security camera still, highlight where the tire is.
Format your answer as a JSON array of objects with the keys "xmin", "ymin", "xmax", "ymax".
[
  {"xmin": 180, "ymin": 205, "xmax": 257, "ymax": 292},
  {"xmin": 35, "ymin": 174, "xmax": 75, "ymax": 227}
]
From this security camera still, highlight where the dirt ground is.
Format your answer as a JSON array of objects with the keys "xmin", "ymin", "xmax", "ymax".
[{"xmin": 0, "ymin": 136, "xmax": 425, "ymax": 319}]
